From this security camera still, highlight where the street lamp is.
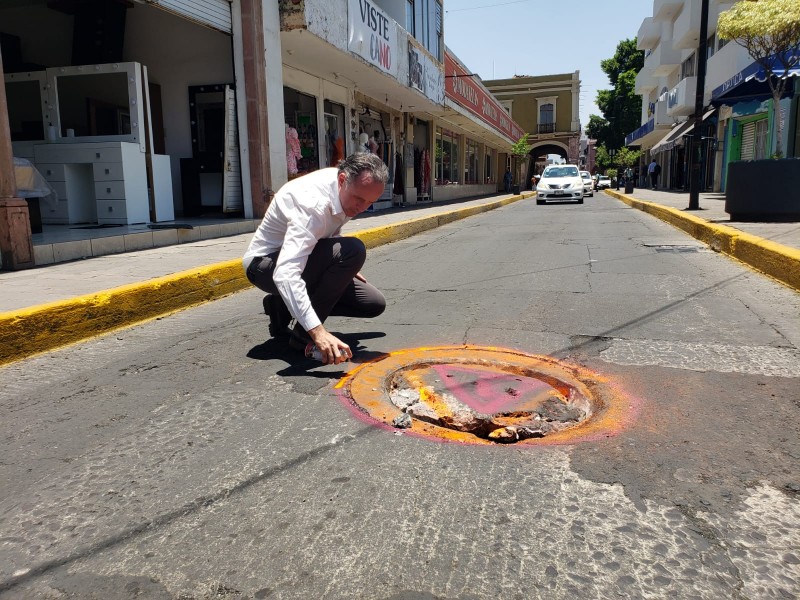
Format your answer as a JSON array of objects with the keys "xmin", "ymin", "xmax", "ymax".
[{"xmin": 688, "ymin": 0, "xmax": 710, "ymax": 210}]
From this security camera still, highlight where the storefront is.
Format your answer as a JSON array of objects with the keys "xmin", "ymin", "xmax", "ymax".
[
  {"xmin": 413, "ymin": 118, "xmax": 432, "ymax": 201},
  {"xmin": 2, "ymin": 0, "xmax": 241, "ymax": 220},
  {"xmin": 431, "ymin": 50, "xmax": 525, "ymax": 202},
  {"xmin": 711, "ymin": 58, "xmax": 799, "ymax": 192}
]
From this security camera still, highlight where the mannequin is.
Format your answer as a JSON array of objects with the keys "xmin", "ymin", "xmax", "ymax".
[
  {"xmin": 286, "ymin": 124, "xmax": 302, "ymax": 176},
  {"xmin": 358, "ymin": 132, "xmax": 370, "ymax": 154}
]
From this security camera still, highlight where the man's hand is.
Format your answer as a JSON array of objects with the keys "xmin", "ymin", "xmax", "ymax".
[{"xmin": 307, "ymin": 325, "xmax": 352, "ymax": 365}]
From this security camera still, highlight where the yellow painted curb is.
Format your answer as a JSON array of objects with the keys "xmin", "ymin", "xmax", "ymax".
[
  {"xmin": 606, "ymin": 190, "xmax": 800, "ymax": 293},
  {"xmin": 0, "ymin": 193, "xmax": 532, "ymax": 366}
]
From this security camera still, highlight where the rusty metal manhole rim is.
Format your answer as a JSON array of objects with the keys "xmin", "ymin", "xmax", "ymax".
[{"xmin": 335, "ymin": 345, "xmax": 635, "ymax": 446}]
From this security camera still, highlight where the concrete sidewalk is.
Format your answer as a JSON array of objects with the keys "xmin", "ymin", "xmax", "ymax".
[
  {"xmin": 620, "ymin": 187, "xmax": 800, "ymax": 252},
  {"xmin": 605, "ymin": 187, "xmax": 800, "ymax": 294},
  {"xmin": 0, "ymin": 192, "xmax": 532, "ymax": 364}
]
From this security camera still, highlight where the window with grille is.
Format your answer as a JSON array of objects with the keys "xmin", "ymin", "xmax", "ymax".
[
  {"xmin": 539, "ymin": 103, "xmax": 554, "ymax": 133},
  {"xmin": 681, "ymin": 53, "xmax": 696, "ymax": 80},
  {"xmin": 406, "ymin": 0, "xmax": 415, "ymax": 35}
]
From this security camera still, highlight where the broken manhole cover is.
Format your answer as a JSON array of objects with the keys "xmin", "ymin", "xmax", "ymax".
[{"xmin": 336, "ymin": 346, "xmax": 635, "ymax": 445}]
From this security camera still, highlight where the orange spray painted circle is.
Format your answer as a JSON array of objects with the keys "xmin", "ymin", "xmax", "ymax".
[{"xmin": 335, "ymin": 345, "xmax": 638, "ymax": 446}]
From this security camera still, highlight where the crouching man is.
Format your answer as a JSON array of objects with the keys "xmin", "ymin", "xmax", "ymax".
[{"xmin": 243, "ymin": 153, "xmax": 389, "ymax": 365}]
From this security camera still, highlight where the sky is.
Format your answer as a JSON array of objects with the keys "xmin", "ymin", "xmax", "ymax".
[{"xmin": 443, "ymin": 0, "xmax": 653, "ymax": 131}]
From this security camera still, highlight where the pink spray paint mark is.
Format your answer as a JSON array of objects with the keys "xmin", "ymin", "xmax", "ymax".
[{"xmin": 430, "ymin": 364, "xmax": 558, "ymax": 414}]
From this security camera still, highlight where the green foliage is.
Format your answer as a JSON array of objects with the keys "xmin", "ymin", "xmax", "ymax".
[
  {"xmin": 616, "ymin": 147, "xmax": 641, "ymax": 168},
  {"xmin": 586, "ymin": 115, "xmax": 610, "ymax": 143},
  {"xmin": 511, "ymin": 133, "xmax": 532, "ymax": 158},
  {"xmin": 607, "ymin": 168, "xmax": 618, "ymax": 181},
  {"xmin": 587, "ymin": 39, "xmax": 644, "ymax": 151},
  {"xmin": 595, "ymin": 145, "xmax": 612, "ymax": 171},
  {"xmin": 718, "ymin": 0, "xmax": 800, "ymax": 157}
]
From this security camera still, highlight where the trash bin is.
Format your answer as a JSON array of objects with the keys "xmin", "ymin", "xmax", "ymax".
[
  {"xmin": 624, "ymin": 181, "xmax": 634, "ymax": 194},
  {"xmin": 512, "ymin": 184, "xmax": 520, "ymax": 195}
]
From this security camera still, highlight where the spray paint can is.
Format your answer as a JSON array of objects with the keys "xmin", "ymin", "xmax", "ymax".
[{"xmin": 304, "ymin": 343, "xmax": 324, "ymax": 362}]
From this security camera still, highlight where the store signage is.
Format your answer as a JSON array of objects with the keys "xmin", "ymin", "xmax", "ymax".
[
  {"xmin": 408, "ymin": 42, "xmax": 444, "ymax": 105},
  {"xmin": 444, "ymin": 51, "xmax": 524, "ymax": 142},
  {"xmin": 348, "ymin": 0, "xmax": 398, "ymax": 76}
]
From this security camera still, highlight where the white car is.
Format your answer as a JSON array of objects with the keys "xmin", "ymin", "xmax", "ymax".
[
  {"xmin": 595, "ymin": 175, "xmax": 611, "ymax": 190},
  {"xmin": 536, "ymin": 165, "xmax": 584, "ymax": 204},
  {"xmin": 580, "ymin": 170, "xmax": 594, "ymax": 197}
]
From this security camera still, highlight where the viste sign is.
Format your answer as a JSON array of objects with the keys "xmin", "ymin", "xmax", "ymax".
[{"xmin": 348, "ymin": 0, "xmax": 398, "ymax": 76}]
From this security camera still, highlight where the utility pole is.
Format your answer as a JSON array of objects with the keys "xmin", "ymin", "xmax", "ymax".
[{"xmin": 688, "ymin": 0, "xmax": 710, "ymax": 210}]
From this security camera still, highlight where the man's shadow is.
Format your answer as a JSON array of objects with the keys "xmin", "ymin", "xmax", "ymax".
[{"xmin": 246, "ymin": 331, "xmax": 388, "ymax": 380}]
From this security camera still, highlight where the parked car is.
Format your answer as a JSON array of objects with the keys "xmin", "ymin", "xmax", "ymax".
[
  {"xmin": 595, "ymin": 175, "xmax": 611, "ymax": 190},
  {"xmin": 536, "ymin": 164, "xmax": 584, "ymax": 205},
  {"xmin": 580, "ymin": 171, "xmax": 594, "ymax": 197}
]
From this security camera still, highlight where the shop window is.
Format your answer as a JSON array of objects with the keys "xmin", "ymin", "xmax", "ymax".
[
  {"xmin": 435, "ymin": 127, "xmax": 459, "ymax": 185},
  {"xmin": 323, "ymin": 100, "xmax": 346, "ymax": 167},
  {"xmin": 284, "ymin": 86, "xmax": 319, "ymax": 178},
  {"xmin": 465, "ymin": 138, "xmax": 479, "ymax": 184},
  {"xmin": 485, "ymin": 151, "xmax": 493, "ymax": 183}
]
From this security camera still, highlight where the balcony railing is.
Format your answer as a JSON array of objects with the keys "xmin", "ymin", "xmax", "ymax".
[{"xmin": 538, "ymin": 123, "xmax": 555, "ymax": 134}]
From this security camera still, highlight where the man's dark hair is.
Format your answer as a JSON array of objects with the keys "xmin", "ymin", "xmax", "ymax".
[{"xmin": 338, "ymin": 153, "xmax": 389, "ymax": 185}]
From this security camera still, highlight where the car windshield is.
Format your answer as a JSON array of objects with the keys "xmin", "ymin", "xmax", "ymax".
[
  {"xmin": 543, "ymin": 166, "xmax": 579, "ymax": 178},
  {"xmin": 581, "ymin": 173, "xmax": 591, "ymax": 180},
  {"xmin": 599, "ymin": 176, "xmax": 610, "ymax": 180}
]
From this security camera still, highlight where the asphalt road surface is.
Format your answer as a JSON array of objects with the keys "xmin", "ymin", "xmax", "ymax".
[{"xmin": 1, "ymin": 194, "xmax": 799, "ymax": 599}]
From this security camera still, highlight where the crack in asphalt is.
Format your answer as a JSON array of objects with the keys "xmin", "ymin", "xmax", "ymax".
[{"xmin": 0, "ymin": 426, "xmax": 378, "ymax": 594}]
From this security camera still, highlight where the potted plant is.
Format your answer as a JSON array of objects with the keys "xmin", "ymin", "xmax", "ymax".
[{"xmin": 718, "ymin": 0, "xmax": 800, "ymax": 221}]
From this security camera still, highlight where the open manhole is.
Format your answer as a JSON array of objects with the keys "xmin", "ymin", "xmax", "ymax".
[{"xmin": 336, "ymin": 346, "xmax": 635, "ymax": 445}]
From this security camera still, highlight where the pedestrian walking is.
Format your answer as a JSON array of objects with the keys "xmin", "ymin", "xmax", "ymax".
[
  {"xmin": 648, "ymin": 159, "xmax": 661, "ymax": 189},
  {"xmin": 503, "ymin": 168, "xmax": 513, "ymax": 193},
  {"xmin": 243, "ymin": 153, "xmax": 389, "ymax": 364}
]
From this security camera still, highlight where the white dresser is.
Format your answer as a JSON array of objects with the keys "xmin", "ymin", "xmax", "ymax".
[{"xmin": 12, "ymin": 141, "xmax": 173, "ymax": 225}]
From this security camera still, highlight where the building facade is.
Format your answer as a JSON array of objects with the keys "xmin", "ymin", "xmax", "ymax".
[
  {"xmin": 1, "ymin": 0, "xmax": 525, "ymax": 244},
  {"xmin": 628, "ymin": 0, "xmax": 800, "ymax": 192},
  {"xmin": 483, "ymin": 72, "xmax": 582, "ymax": 188}
]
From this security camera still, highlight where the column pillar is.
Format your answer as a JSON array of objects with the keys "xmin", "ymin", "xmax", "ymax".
[{"xmin": 0, "ymin": 48, "xmax": 35, "ymax": 271}]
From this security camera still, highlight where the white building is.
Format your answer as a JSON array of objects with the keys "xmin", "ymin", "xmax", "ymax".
[{"xmin": 628, "ymin": 0, "xmax": 800, "ymax": 192}]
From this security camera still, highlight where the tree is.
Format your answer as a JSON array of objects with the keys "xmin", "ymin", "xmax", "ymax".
[
  {"xmin": 587, "ymin": 39, "xmax": 645, "ymax": 150},
  {"xmin": 718, "ymin": 0, "xmax": 800, "ymax": 158},
  {"xmin": 510, "ymin": 133, "xmax": 532, "ymax": 185}
]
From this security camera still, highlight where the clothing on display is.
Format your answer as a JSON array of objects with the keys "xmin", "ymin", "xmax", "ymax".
[{"xmin": 286, "ymin": 126, "xmax": 302, "ymax": 176}]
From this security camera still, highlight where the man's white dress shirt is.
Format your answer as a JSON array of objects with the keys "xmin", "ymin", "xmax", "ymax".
[{"xmin": 243, "ymin": 168, "xmax": 350, "ymax": 332}]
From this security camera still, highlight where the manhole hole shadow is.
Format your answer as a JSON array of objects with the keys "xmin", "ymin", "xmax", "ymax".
[{"xmin": 337, "ymin": 346, "xmax": 635, "ymax": 446}]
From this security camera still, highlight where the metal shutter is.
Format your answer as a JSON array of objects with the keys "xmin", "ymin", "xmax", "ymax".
[
  {"xmin": 740, "ymin": 122, "xmax": 756, "ymax": 161},
  {"xmin": 222, "ymin": 86, "xmax": 243, "ymax": 213},
  {"xmin": 150, "ymin": 0, "xmax": 232, "ymax": 34}
]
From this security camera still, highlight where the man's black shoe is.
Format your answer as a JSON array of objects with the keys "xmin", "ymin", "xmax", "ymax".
[{"xmin": 263, "ymin": 294, "xmax": 290, "ymax": 339}]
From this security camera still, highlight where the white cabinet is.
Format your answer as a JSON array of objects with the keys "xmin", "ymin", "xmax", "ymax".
[{"xmin": 30, "ymin": 141, "xmax": 160, "ymax": 225}]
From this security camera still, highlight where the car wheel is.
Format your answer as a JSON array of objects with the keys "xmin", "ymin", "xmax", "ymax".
[
  {"xmin": 578, "ymin": 198, "xmax": 584, "ymax": 204},
  {"xmin": 536, "ymin": 199, "xmax": 544, "ymax": 205}
]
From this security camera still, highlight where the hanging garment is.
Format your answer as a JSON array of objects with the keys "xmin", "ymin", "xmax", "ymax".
[
  {"xmin": 330, "ymin": 136, "xmax": 344, "ymax": 166},
  {"xmin": 421, "ymin": 148, "xmax": 431, "ymax": 195},
  {"xmin": 286, "ymin": 127, "xmax": 302, "ymax": 175},
  {"xmin": 393, "ymin": 151, "xmax": 404, "ymax": 195}
]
